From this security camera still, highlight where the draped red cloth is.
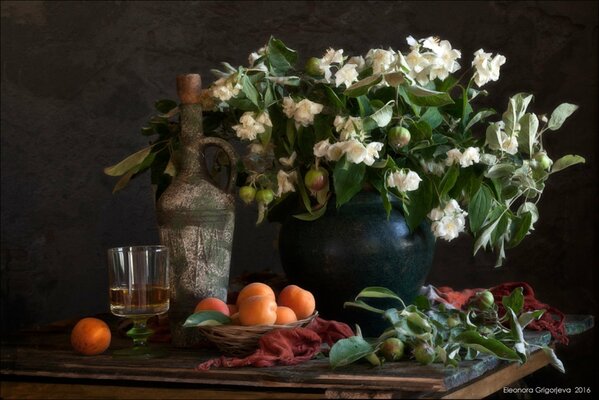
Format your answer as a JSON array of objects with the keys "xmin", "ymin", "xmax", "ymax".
[
  {"xmin": 435, "ymin": 281, "xmax": 568, "ymax": 344},
  {"xmin": 196, "ymin": 317, "xmax": 353, "ymax": 370}
]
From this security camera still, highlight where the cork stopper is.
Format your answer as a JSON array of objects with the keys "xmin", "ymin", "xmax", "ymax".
[{"xmin": 176, "ymin": 74, "xmax": 203, "ymax": 104}]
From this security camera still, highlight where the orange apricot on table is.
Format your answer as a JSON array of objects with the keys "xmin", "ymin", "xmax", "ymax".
[
  {"xmin": 236, "ymin": 282, "xmax": 276, "ymax": 306},
  {"xmin": 278, "ymin": 285, "xmax": 316, "ymax": 319},
  {"xmin": 275, "ymin": 306, "xmax": 298, "ymax": 325},
  {"xmin": 70, "ymin": 317, "xmax": 111, "ymax": 356},
  {"xmin": 238, "ymin": 295, "xmax": 278, "ymax": 326},
  {"xmin": 194, "ymin": 297, "xmax": 230, "ymax": 316}
]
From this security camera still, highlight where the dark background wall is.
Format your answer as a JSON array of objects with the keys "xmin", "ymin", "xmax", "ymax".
[{"xmin": 1, "ymin": 0, "xmax": 597, "ymax": 390}]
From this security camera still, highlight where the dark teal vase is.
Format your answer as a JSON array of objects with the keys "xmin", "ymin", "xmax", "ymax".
[{"xmin": 279, "ymin": 191, "xmax": 435, "ymax": 337}]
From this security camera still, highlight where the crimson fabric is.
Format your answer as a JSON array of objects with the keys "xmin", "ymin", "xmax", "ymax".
[
  {"xmin": 196, "ymin": 317, "xmax": 354, "ymax": 370},
  {"xmin": 435, "ymin": 282, "xmax": 568, "ymax": 344}
]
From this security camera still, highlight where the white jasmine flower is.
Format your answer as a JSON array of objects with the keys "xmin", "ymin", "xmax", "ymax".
[
  {"xmin": 313, "ymin": 139, "xmax": 330, "ymax": 158},
  {"xmin": 472, "ymin": 49, "xmax": 506, "ymax": 87},
  {"xmin": 335, "ymin": 63, "xmax": 359, "ymax": 88},
  {"xmin": 326, "ymin": 142, "xmax": 346, "ymax": 162},
  {"xmin": 320, "ymin": 48, "xmax": 344, "ymax": 82},
  {"xmin": 403, "ymin": 36, "xmax": 462, "ymax": 85},
  {"xmin": 432, "ymin": 215, "xmax": 464, "ymax": 241},
  {"xmin": 429, "ymin": 199, "xmax": 467, "ymax": 241},
  {"xmin": 363, "ymin": 142, "xmax": 384, "ymax": 166},
  {"xmin": 421, "ymin": 159, "xmax": 446, "ymax": 177},
  {"xmin": 486, "ymin": 120, "xmax": 517, "ymax": 154},
  {"xmin": 255, "ymin": 112, "xmax": 272, "ymax": 127},
  {"xmin": 367, "ymin": 49, "xmax": 396, "ymax": 74},
  {"xmin": 347, "ymin": 56, "xmax": 366, "ymax": 71},
  {"xmin": 443, "ymin": 199, "xmax": 462, "ymax": 215},
  {"xmin": 387, "ymin": 169, "xmax": 422, "ymax": 192},
  {"xmin": 276, "ymin": 170, "xmax": 297, "ymax": 197},
  {"xmin": 293, "ymin": 99, "xmax": 324, "ymax": 127},
  {"xmin": 460, "ymin": 147, "xmax": 480, "ymax": 167},
  {"xmin": 427, "ymin": 39, "xmax": 461, "ymax": 81},
  {"xmin": 341, "ymin": 139, "xmax": 368, "ymax": 164},
  {"xmin": 445, "ymin": 148, "xmax": 463, "ymax": 166},
  {"xmin": 282, "ymin": 97, "xmax": 296, "ymax": 118},
  {"xmin": 232, "ymin": 111, "xmax": 270, "ymax": 141},
  {"xmin": 428, "ymin": 207, "xmax": 444, "ymax": 221},
  {"xmin": 334, "ymin": 115, "xmax": 363, "ymax": 141},
  {"xmin": 322, "ymin": 48, "xmax": 344, "ymax": 65},
  {"xmin": 279, "ymin": 151, "xmax": 297, "ymax": 167},
  {"xmin": 211, "ymin": 77, "xmax": 241, "ymax": 102}
]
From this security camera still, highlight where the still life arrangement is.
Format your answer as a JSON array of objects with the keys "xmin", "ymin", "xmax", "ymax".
[{"xmin": 98, "ymin": 36, "xmax": 586, "ymax": 373}]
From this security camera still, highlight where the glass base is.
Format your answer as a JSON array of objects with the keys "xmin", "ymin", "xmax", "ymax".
[{"xmin": 112, "ymin": 346, "xmax": 168, "ymax": 359}]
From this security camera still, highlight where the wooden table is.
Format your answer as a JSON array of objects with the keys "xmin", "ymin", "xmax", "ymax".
[{"xmin": 1, "ymin": 315, "xmax": 593, "ymax": 399}]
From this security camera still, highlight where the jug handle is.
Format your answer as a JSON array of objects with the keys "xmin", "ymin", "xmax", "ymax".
[{"xmin": 198, "ymin": 136, "xmax": 238, "ymax": 194}]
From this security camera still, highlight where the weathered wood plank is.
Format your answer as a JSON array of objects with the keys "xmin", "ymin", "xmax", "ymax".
[
  {"xmin": 440, "ymin": 350, "xmax": 551, "ymax": 399},
  {"xmin": 0, "ymin": 381, "xmax": 324, "ymax": 399},
  {"xmin": 1, "ymin": 315, "xmax": 593, "ymax": 396}
]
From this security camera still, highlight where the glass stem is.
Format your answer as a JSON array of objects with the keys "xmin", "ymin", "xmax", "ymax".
[{"xmin": 127, "ymin": 318, "xmax": 153, "ymax": 348}]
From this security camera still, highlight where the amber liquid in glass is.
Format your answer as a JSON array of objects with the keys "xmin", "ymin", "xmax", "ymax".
[{"xmin": 110, "ymin": 285, "xmax": 169, "ymax": 317}]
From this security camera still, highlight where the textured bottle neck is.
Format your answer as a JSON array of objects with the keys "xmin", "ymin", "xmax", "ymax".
[{"xmin": 178, "ymin": 103, "xmax": 204, "ymax": 175}]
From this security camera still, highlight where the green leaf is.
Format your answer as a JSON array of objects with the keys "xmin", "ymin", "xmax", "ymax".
[
  {"xmin": 399, "ymin": 86, "xmax": 421, "ymax": 116},
  {"xmin": 465, "ymin": 109, "xmax": 496, "ymax": 132},
  {"xmin": 484, "ymin": 163, "xmax": 515, "ymax": 179},
  {"xmin": 329, "ymin": 336, "xmax": 374, "ymax": 368},
  {"xmin": 403, "ymin": 176, "xmax": 433, "ymax": 232},
  {"xmin": 267, "ymin": 37, "xmax": 297, "ymax": 75},
  {"xmin": 507, "ymin": 212, "xmax": 532, "ymax": 248},
  {"xmin": 473, "ymin": 213, "xmax": 503, "ymax": 255},
  {"xmin": 182, "ymin": 311, "xmax": 231, "ymax": 327},
  {"xmin": 354, "ymin": 286, "xmax": 403, "ymax": 302},
  {"xmin": 518, "ymin": 310, "xmax": 545, "ymax": 328},
  {"xmin": 241, "ymin": 75, "xmax": 261, "ymax": 108},
  {"xmin": 344, "ymin": 74, "xmax": 383, "ymax": 97},
  {"xmin": 364, "ymin": 100, "xmax": 394, "ymax": 129},
  {"xmin": 547, "ymin": 103, "xmax": 578, "ymax": 131},
  {"xmin": 324, "ymin": 85, "xmax": 346, "ymax": 110},
  {"xmin": 468, "ymin": 185, "xmax": 493, "ymax": 233},
  {"xmin": 295, "ymin": 169, "xmax": 314, "ymax": 215},
  {"xmin": 517, "ymin": 113, "xmax": 538, "ymax": 155},
  {"xmin": 293, "ymin": 204, "xmax": 328, "ymax": 221},
  {"xmin": 155, "ymin": 99, "xmax": 178, "ymax": 114},
  {"xmin": 502, "ymin": 287, "xmax": 524, "ymax": 315},
  {"xmin": 542, "ymin": 346, "xmax": 565, "ymax": 373},
  {"xmin": 455, "ymin": 331, "xmax": 521, "ymax": 362},
  {"xmin": 104, "ymin": 147, "xmax": 153, "ymax": 176},
  {"xmin": 502, "ymin": 93, "xmax": 533, "ymax": 136},
  {"xmin": 439, "ymin": 165, "xmax": 459, "ymax": 197},
  {"xmin": 383, "ymin": 71, "xmax": 404, "ymax": 87},
  {"xmin": 343, "ymin": 300, "xmax": 385, "ymax": 314},
  {"xmin": 333, "ymin": 156, "xmax": 366, "ymax": 207},
  {"xmin": 406, "ymin": 85, "xmax": 454, "ymax": 107},
  {"xmin": 551, "ymin": 155, "xmax": 585, "ymax": 173},
  {"xmin": 410, "ymin": 120, "xmax": 432, "ymax": 140},
  {"xmin": 421, "ymin": 107, "xmax": 443, "ymax": 130},
  {"xmin": 112, "ymin": 170, "xmax": 135, "ymax": 193}
]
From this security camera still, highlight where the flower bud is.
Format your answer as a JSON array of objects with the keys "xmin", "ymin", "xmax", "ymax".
[
  {"xmin": 255, "ymin": 189, "xmax": 274, "ymax": 205},
  {"xmin": 534, "ymin": 152, "xmax": 553, "ymax": 170},
  {"xmin": 475, "ymin": 290, "xmax": 495, "ymax": 310},
  {"xmin": 380, "ymin": 338, "xmax": 405, "ymax": 361},
  {"xmin": 239, "ymin": 186, "xmax": 256, "ymax": 204},
  {"xmin": 304, "ymin": 167, "xmax": 328, "ymax": 192},
  {"xmin": 388, "ymin": 126, "xmax": 411, "ymax": 149},
  {"xmin": 447, "ymin": 316, "xmax": 461, "ymax": 328},
  {"xmin": 304, "ymin": 57, "xmax": 322, "ymax": 76},
  {"xmin": 413, "ymin": 342, "xmax": 435, "ymax": 365}
]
